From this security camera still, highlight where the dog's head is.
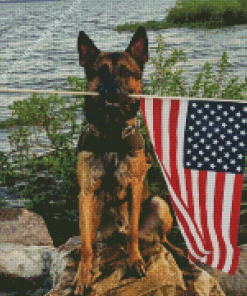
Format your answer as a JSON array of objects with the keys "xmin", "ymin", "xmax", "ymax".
[{"xmin": 77, "ymin": 27, "xmax": 148, "ymax": 131}]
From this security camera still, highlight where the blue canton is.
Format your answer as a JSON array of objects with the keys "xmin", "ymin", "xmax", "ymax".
[{"xmin": 184, "ymin": 101, "xmax": 246, "ymax": 174}]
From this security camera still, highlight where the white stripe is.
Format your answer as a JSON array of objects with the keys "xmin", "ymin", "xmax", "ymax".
[
  {"xmin": 161, "ymin": 100, "xmax": 171, "ymax": 176},
  {"xmin": 144, "ymin": 100, "xmax": 155, "ymax": 146},
  {"xmin": 176, "ymin": 100, "xmax": 189, "ymax": 206},
  {"xmin": 206, "ymin": 171, "xmax": 220, "ymax": 268},
  {"xmin": 191, "ymin": 170, "xmax": 204, "ymax": 237},
  {"xmin": 221, "ymin": 173, "xmax": 235, "ymax": 273}
]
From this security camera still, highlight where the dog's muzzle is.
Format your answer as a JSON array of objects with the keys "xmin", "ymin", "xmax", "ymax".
[{"xmin": 98, "ymin": 75, "xmax": 127, "ymax": 107}]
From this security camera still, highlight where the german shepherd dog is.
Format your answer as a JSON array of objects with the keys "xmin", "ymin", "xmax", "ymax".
[{"xmin": 73, "ymin": 27, "xmax": 187, "ymax": 295}]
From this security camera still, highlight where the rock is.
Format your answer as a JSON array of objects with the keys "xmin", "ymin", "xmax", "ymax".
[
  {"xmin": 198, "ymin": 244, "xmax": 247, "ymax": 296},
  {"xmin": 0, "ymin": 208, "xmax": 53, "ymax": 246},
  {"xmin": 0, "ymin": 243, "xmax": 64, "ymax": 296},
  {"xmin": 45, "ymin": 236, "xmax": 225, "ymax": 296}
]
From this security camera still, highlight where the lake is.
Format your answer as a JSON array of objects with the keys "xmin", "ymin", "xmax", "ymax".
[{"xmin": 0, "ymin": 0, "xmax": 246, "ymax": 153}]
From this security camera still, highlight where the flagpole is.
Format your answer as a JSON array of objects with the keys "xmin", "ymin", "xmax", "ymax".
[{"xmin": 0, "ymin": 88, "xmax": 245, "ymax": 104}]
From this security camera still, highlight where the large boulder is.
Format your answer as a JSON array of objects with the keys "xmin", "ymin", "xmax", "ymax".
[
  {"xmin": 45, "ymin": 236, "xmax": 225, "ymax": 296},
  {"xmin": 0, "ymin": 243, "xmax": 60, "ymax": 295},
  {"xmin": 0, "ymin": 208, "xmax": 53, "ymax": 247}
]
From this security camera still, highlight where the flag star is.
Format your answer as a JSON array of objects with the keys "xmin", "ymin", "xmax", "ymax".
[
  {"xmin": 216, "ymin": 116, "xmax": 222, "ymax": 121},
  {"xmin": 241, "ymin": 118, "xmax": 246, "ymax": 124},
  {"xmin": 239, "ymin": 142, "xmax": 245, "ymax": 147},
  {"xmin": 230, "ymin": 106, "xmax": 235, "ymax": 111},
  {"xmin": 217, "ymin": 105, "xmax": 223, "ymax": 110},
  {"xmin": 222, "ymin": 122, "xmax": 227, "ymax": 128},
  {"xmin": 188, "ymin": 137, "xmax": 193, "ymax": 143},
  {"xmin": 212, "ymin": 151, "xmax": 217, "ymax": 157},
  {"xmin": 210, "ymin": 110, "xmax": 216, "ymax": 115},
  {"xmin": 189, "ymin": 126, "xmax": 194, "ymax": 131},
  {"xmin": 223, "ymin": 111, "xmax": 229, "ymax": 116},
  {"xmin": 209, "ymin": 121, "xmax": 214, "ymax": 126},
  {"xmin": 213, "ymin": 139, "xmax": 219, "ymax": 145},
  {"xmin": 191, "ymin": 114, "xmax": 196, "ymax": 119},
  {"xmin": 187, "ymin": 149, "xmax": 192, "ymax": 154},
  {"xmin": 240, "ymin": 130, "xmax": 245, "ymax": 135},
  {"xmin": 204, "ymin": 157, "xmax": 210, "ymax": 162},
  {"xmin": 207, "ymin": 133, "xmax": 213, "ymax": 138},
  {"xmin": 196, "ymin": 120, "xmax": 201, "ymax": 125},
  {"xmin": 214, "ymin": 127, "xmax": 220, "ymax": 133},
  {"xmin": 217, "ymin": 158, "xmax": 223, "ymax": 163},
  {"xmin": 193, "ymin": 143, "xmax": 199, "ymax": 149},
  {"xmin": 194, "ymin": 131, "xmax": 200, "ymax": 137},
  {"xmin": 197, "ymin": 162, "xmax": 203, "ymax": 167},
  {"xmin": 210, "ymin": 163, "xmax": 216, "ymax": 169},
  {"xmin": 233, "ymin": 135, "xmax": 239, "ymax": 141},
  {"xmin": 197, "ymin": 109, "xmax": 203, "ymax": 114},
  {"xmin": 220, "ymin": 134, "xmax": 226, "ymax": 139},
  {"xmin": 203, "ymin": 115, "xmax": 209, "ymax": 120},
  {"xmin": 186, "ymin": 162, "xmax": 191, "ymax": 166},
  {"xmin": 201, "ymin": 126, "xmax": 207, "ymax": 132},
  {"xmin": 204, "ymin": 103, "xmax": 210, "ymax": 108},
  {"xmin": 192, "ymin": 155, "xmax": 197, "ymax": 161},
  {"xmin": 230, "ymin": 159, "xmax": 236, "ymax": 164},
  {"xmin": 192, "ymin": 103, "xmax": 198, "ymax": 108},
  {"xmin": 226, "ymin": 140, "xmax": 232, "ymax": 146},
  {"xmin": 236, "ymin": 166, "xmax": 241, "ymax": 172},
  {"xmin": 236, "ymin": 111, "xmax": 241, "ymax": 117},
  {"xmin": 228, "ymin": 117, "xmax": 235, "ymax": 123},
  {"xmin": 235, "ymin": 124, "xmax": 240, "ymax": 129},
  {"xmin": 227, "ymin": 129, "xmax": 233, "ymax": 134},
  {"xmin": 219, "ymin": 146, "xmax": 224, "ymax": 151},
  {"xmin": 237, "ymin": 154, "xmax": 244, "ymax": 159},
  {"xmin": 206, "ymin": 144, "xmax": 211, "ymax": 150},
  {"xmin": 224, "ymin": 152, "xmax": 230, "ymax": 158},
  {"xmin": 223, "ymin": 164, "xmax": 229, "ymax": 171},
  {"xmin": 200, "ymin": 138, "xmax": 205, "ymax": 144},
  {"xmin": 199, "ymin": 150, "xmax": 204, "ymax": 155},
  {"xmin": 232, "ymin": 147, "xmax": 237, "ymax": 153}
]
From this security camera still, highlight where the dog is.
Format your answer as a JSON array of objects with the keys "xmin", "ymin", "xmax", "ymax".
[{"xmin": 73, "ymin": 26, "xmax": 188, "ymax": 295}]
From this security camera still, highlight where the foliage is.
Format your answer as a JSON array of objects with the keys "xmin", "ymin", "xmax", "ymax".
[
  {"xmin": 0, "ymin": 37, "xmax": 246, "ymax": 235},
  {"xmin": 115, "ymin": 0, "xmax": 247, "ymax": 31}
]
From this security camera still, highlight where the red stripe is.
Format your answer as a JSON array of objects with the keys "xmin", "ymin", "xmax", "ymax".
[
  {"xmin": 153, "ymin": 99, "xmax": 163, "ymax": 163},
  {"xmin": 228, "ymin": 173, "xmax": 243, "ymax": 274},
  {"xmin": 169, "ymin": 100, "xmax": 182, "ymax": 201},
  {"xmin": 213, "ymin": 172, "xmax": 227, "ymax": 269},
  {"xmin": 184, "ymin": 169, "xmax": 194, "ymax": 217},
  {"xmin": 140, "ymin": 98, "xmax": 146, "ymax": 126},
  {"xmin": 198, "ymin": 170, "xmax": 213, "ymax": 265}
]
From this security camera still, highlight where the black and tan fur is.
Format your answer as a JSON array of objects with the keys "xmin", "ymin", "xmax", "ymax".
[{"xmin": 73, "ymin": 27, "xmax": 187, "ymax": 295}]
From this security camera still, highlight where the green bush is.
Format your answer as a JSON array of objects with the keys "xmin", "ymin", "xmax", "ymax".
[{"xmin": 116, "ymin": 0, "xmax": 247, "ymax": 31}]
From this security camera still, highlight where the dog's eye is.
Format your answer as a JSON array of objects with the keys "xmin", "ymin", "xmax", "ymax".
[
  {"xmin": 119, "ymin": 65, "xmax": 131, "ymax": 77},
  {"xmin": 98, "ymin": 64, "xmax": 110, "ymax": 77}
]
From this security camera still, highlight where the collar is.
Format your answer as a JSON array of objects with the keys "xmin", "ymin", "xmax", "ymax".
[{"xmin": 86, "ymin": 121, "xmax": 137, "ymax": 140}]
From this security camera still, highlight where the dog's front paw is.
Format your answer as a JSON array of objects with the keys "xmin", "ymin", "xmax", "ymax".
[
  {"xmin": 128, "ymin": 252, "xmax": 146, "ymax": 277},
  {"xmin": 73, "ymin": 258, "xmax": 92, "ymax": 295}
]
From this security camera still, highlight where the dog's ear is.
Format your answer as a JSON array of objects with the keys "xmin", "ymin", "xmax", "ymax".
[
  {"xmin": 126, "ymin": 26, "xmax": 148, "ymax": 69},
  {"xmin": 78, "ymin": 31, "xmax": 100, "ymax": 68}
]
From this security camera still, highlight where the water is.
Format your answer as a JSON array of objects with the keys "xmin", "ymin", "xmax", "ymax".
[{"xmin": 0, "ymin": 0, "xmax": 246, "ymax": 152}]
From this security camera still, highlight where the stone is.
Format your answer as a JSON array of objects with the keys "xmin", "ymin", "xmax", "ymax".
[
  {"xmin": 45, "ymin": 236, "xmax": 225, "ymax": 296},
  {"xmin": 0, "ymin": 208, "xmax": 53, "ymax": 247},
  {"xmin": 198, "ymin": 244, "xmax": 247, "ymax": 296}
]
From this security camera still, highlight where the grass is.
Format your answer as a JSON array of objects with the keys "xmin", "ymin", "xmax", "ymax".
[{"xmin": 116, "ymin": 0, "xmax": 247, "ymax": 32}]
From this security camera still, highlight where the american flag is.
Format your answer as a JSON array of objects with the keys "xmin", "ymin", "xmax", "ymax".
[{"xmin": 140, "ymin": 98, "xmax": 246, "ymax": 274}]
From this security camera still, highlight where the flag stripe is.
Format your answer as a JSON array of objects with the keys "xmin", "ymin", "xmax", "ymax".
[{"xmin": 153, "ymin": 99, "xmax": 162, "ymax": 163}]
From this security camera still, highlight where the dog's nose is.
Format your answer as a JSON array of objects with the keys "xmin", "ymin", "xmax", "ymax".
[{"xmin": 98, "ymin": 73, "xmax": 124, "ymax": 104}]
